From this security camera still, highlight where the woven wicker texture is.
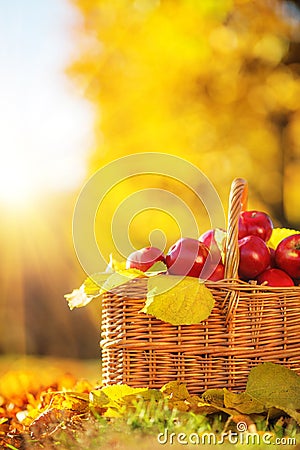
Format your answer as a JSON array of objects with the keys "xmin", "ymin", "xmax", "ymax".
[{"xmin": 100, "ymin": 178, "xmax": 300, "ymax": 393}]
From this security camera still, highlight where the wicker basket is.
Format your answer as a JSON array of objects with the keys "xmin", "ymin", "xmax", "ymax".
[{"xmin": 100, "ymin": 178, "xmax": 300, "ymax": 393}]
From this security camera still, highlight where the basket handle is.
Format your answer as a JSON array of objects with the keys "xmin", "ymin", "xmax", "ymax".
[{"xmin": 224, "ymin": 178, "xmax": 248, "ymax": 279}]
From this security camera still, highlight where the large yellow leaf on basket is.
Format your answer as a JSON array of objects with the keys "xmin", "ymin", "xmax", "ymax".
[
  {"xmin": 141, "ymin": 275, "xmax": 215, "ymax": 325},
  {"xmin": 268, "ymin": 227, "xmax": 300, "ymax": 249}
]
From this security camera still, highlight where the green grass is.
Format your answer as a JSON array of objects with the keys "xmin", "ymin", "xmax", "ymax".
[{"xmin": 19, "ymin": 396, "xmax": 300, "ymax": 450}]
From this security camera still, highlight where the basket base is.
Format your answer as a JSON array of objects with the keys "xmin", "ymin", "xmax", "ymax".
[
  {"xmin": 100, "ymin": 277, "xmax": 300, "ymax": 394},
  {"xmin": 101, "ymin": 349, "xmax": 300, "ymax": 393}
]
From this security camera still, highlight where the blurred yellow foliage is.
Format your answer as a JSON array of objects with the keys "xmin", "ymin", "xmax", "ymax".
[{"xmin": 69, "ymin": 0, "xmax": 300, "ymax": 262}]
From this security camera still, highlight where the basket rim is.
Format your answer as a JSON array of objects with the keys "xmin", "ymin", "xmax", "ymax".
[{"xmin": 101, "ymin": 273, "xmax": 300, "ymax": 293}]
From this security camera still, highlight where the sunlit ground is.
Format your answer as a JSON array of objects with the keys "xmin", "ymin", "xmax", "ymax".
[{"xmin": 0, "ymin": 355, "xmax": 100, "ymax": 390}]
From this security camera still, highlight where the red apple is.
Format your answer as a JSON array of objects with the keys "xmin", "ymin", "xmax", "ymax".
[
  {"xmin": 126, "ymin": 246, "xmax": 165, "ymax": 272},
  {"xmin": 199, "ymin": 228, "xmax": 226, "ymax": 263},
  {"xmin": 256, "ymin": 268, "xmax": 294, "ymax": 287},
  {"xmin": 275, "ymin": 234, "xmax": 300, "ymax": 279},
  {"xmin": 238, "ymin": 210, "xmax": 273, "ymax": 242},
  {"xmin": 238, "ymin": 235, "xmax": 271, "ymax": 280},
  {"xmin": 166, "ymin": 237, "xmax": 209, "ymax": 278},
  {"xmin": 207, "ymin": 263, "xmax": 225, "ymax": 281}
]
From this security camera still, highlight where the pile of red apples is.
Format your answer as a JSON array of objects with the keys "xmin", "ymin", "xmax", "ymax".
[{"xmin": 126, "ymin": 211, "xmax": 300, "ymax": 287}]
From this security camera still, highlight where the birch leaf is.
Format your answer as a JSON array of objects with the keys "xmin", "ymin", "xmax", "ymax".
[{"xmin": 141, "ymin": 275, "xmax": 215, "ymax": 325}]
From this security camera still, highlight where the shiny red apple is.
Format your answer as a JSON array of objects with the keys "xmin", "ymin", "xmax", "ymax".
[
  {"xmin": 256, "ymin": 268, "xmax": 294, "ymax": 287},
  {"xmin": 199, "ymin": 228, "xmax": 225, "ymax": 263},
  {"xmin": 275, "ymin": 234, "xmax": 300, "ymax": 279},
  {"xmin": 238, "ymin": 210, "xmax": 273, "ymax": 242},
  {"xmin": 207, "ymin": 263, "xmax": 225, "ymax": 281},
  {"xmin": 126, "ymin": 246, "xmax": 165, "ymax": 272},
  {"xmin": 238, "ymin": 235, "xmax": 271, "ymax": 280},
  {"xmin": 166, "ymin": 237, "xmax": 209, "ymax": 278}
]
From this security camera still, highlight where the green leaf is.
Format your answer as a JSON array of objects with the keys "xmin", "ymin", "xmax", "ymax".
[
  {"xmin": 141, "ymin": 275, "xmax": 215, "ymax": 325},
  {"xmin": 246, "ymin": 363, "xmax": 300, "ymax": 424}
]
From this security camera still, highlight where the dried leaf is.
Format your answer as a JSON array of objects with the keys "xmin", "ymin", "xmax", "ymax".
[
  {"xmin": 90, "ymin": 384, "xmax": 148, "ymax": 408},
  {"xmin": 246, "ymin": 362, "xmax": 300, "ymax": 424},
  {"xmin": 160, "ymin": 382, "xmax": 217, "ymax": 414},
  {"xmin": 202, "ymin": 389, "xmax": 224, "ymax": 407},
  {"xmin": 223, "ymin": 389, "xmax": 266, "ymax": 414},
  {"xmin": 29, "ymin": 408, "xmax": 75, "ymax": 439},
  {"xmin": 142, "ymin": 275, "xmax": 215, "ymax": 325},
  {"xmin": 90, "ymin": 384, "xmax": 149, "ymax": 418},
  {"xmin": 48, "ymin": 392, "xmax": 89, "ymax": 413},
  {"xmin": 160, "ymin": 381, "xmax": 190, "ymax": 400}
]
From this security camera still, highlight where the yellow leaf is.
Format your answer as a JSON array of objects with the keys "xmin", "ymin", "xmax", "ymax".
[
  {"xmin": 268, "ymin": 228, "xmax": 300, "ymax": 249},
  {"xmin": 99, "ymin": 269, "xmax": 145, "ymax": 296},
  {"xmin": 103, "ymin": 407, "xmax": 125, "ymax": 418},
  {"xmin": 214, "ymin": 228, "xmax": 227, "ymax": 264},
  {"xmin": 49, "ymin": 392, "xmax": 89, "ymax": 412},
  {"xmin": 105, "ymin": 254, "xmax": 127, "ymax": 273},
  {"xmin": 202, "ymin": 389, "xmax": 225, "ymax": 407},
  {"xmin": 90, "ymin": 384, "xmax": 149, "ymax": 418},
  {"xmin": 141, "ymin": 275, "xmax": 215, "ymax": 325},
  {"xmin": 223, "ymin": 389, "xmax": 266, "ymax": 414},
  {"xmin": 161, "ymin": 381, "xmax": 217, "ymax": 414},
  {"xmin": 90, "ymin": 384, "xmax": 148, "ymax": 407},
  {"xmin": 65, "ymin": 268, "xmax": 145, "ymax": 309},
  {"xmin": 161, "ymin": 381, "xmax": 190, "ymax": 400},
  {"xmin": 65, "ymin": 285, "xmax": 93, "ymax": 310}
]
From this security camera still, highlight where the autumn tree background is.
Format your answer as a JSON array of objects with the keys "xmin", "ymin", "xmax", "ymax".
[
  {"xmin": 68, "ymin": 0, "xmax": 300, "ymax": 263},
  {"xmin": 1, "ymin": 0, "xmax": 300, "ymax": 360}
]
